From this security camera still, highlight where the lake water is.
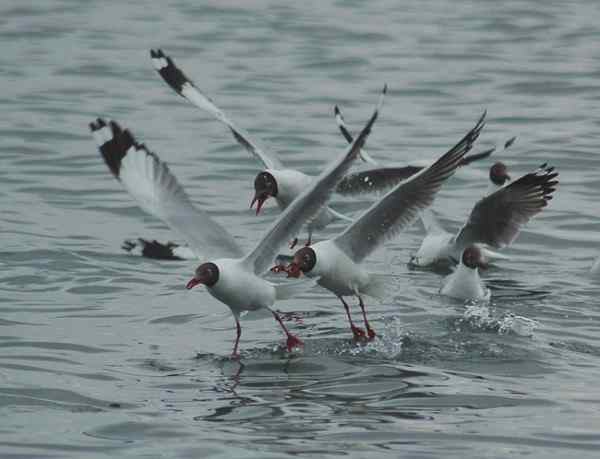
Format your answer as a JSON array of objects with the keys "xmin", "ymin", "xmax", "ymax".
[{"xmin": 2, "ymin": 1, "xmax": 600, "ymax": 457}]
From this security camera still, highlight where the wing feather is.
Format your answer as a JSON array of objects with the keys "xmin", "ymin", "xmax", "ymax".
[
  {"xmin": 244, "ymin": 87, "xmax": 386, "ymax": 275},
  {"xmin": 334, "ymin": 105, "xmax": 495, "ymax": 194},
  {"xmin": 90, "ymin": 118, "xmax": 243, "ymax": 260},
  {"xmin": 150, "ymin": 49, "xmax": 283, "ymax": 170},
  {"xmin": 454, "ymin": 164, "xmax": 558, "ymax": 250},
  {"xmin": 334, "ymin": 112, "xmax": 486, "ymax": 262}
]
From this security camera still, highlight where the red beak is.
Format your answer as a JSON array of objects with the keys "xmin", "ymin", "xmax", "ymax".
[
  {"xmin": 250, "ymin": 192, "xmax": 268, "ymax": 215},
  {"xmin": 186, "ymin": 277, "xmax": 202, "ymax": 290},
  {"xmin": 285, "ymin": 263, "xmax": 302, "ymax": 278}
]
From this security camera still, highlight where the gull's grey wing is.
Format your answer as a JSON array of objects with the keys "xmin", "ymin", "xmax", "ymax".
[
  {"xmin": 334, "ymin": 112, "xmax": 486, "ymax": 263},
  {"xmin": 454, "ymin": 163, "xmax": 558, "ymax": 250},
  {"xmin": 150, "ymin": 49, "xmax": 283, "ymax": 171},
  {"xmin": 334, "ymin": 106, "xmax": 492, "ymax": 195},
  {"xmin": 336, "ymin": 166, "xmax": 423, "ymax": 196},
  {"xmin": 244, "ymin": 86, "xmax": 386, "ymax": 275},
  {"xmin": 90, "ymin": 118, "xmax": 243, "ymax": 260}
]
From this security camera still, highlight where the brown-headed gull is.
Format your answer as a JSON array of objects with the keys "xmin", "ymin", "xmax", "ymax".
[
  {"xmin": 150, "ymin": 49, "xmax": 449, "ymax": 249},
  {"xmin": 440, "ymin": 246, "xmax": 491, "ymax": 301},
  {"xmin": 411, "ymin": 163, "xmax": 558, "ymax": 267},
  {"xmin": 90, "ymin": 88, "xmax": 384, "ymax": 356},
  {"xmin": 275, "ymin": 112, "xmax": 486, "ymax": 339}
]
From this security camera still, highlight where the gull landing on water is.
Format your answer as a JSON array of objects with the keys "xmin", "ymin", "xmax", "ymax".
[
  {"xmin": 150, "ymin": 48, "xmax": 355, "ymax": 247},
  {"xmin": 274, "ymin": 112, "xmax": 486, "ymax": 340},
  {"xmin": 90, "ymin": 87, "xmax": 383, "ymax": 357},
  {"xmin": 411, "ymin": 163, "xmax": 559, "ymax": 268},
  {"xmin": 151, "ymin": 49, "xmax": 464, "ymax": 250},
  {"xmin": 440, "ymin": 246, "xmax": 491, "ymax": 301}
]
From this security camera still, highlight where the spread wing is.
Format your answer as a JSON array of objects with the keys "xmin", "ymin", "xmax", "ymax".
[
  {"xmin": 336, "ymin": 166, "xmax": 423, "ymax": 196},
  {"xmin": 244, "ymin": 86, "xmax": 386, "ymax": 275},
  {"xmin": 90, "ymin": 118, "xmax": 243, "ymax": 260},
  {"xmin": 334, "ymin": 112, "xmax": 486, "ymax": 262},
  {"xmin": 454, "ymin": 164, "xmax": 558, "ymax": 250},
  {"xmin": 150, "ymin": 49, "xmax": 283, "ymax": 171},
  {"xmin": 334, "ymin": 105, "xmax": 495, "ymax": 195}
]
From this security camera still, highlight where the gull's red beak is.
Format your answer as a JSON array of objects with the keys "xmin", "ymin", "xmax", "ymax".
[
  {"xmin": 186, "ymin": 277, "xmax": 202, "ymax": 290},
  {"xmin": 250, "ymin": 192, "xmax": 268, "ymax": 215},
  {"xmin": 285, "ymin": 262, "xmax": 302, "ymax": 278}
]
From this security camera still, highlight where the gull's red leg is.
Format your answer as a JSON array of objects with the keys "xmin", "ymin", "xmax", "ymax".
[
  {"xmin": 358, "ymin": 295, "xmax": 376, "ymax": 340},
  {"xmin": 271, "ymin": 310, "xmax": 303, "ymax": 351},
  {"xmin": 231, "ymin": 317, "xmax": 242, "ymax": 359},
  {"xmin": 338, "ymin": 296, "xmax": 366, "ymax": 339}
]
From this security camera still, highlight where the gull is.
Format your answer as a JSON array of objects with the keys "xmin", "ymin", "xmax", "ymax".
[
  {"xmin": 277, "ymin": 113, "xmax": 486, "ymax": 339},
  {"xmin": 411, "ymin": 163, "xmax": 558, "ymax": 267},
  {"xmin": 150, "ymin": 49, "xmax": 451, "ymax": 249},
  {"xmin": 334, "ymin": 104, "xmax": 516, "ymax": 196},
  {"xmin": 440, "ymin": 246, "xmax": 491, "ymax": 301},
  {"xmin": 89, "ymin": 89, "xmax": 383, "ymax": 357}
]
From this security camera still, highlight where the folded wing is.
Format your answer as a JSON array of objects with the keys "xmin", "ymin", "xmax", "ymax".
[
  {"xmin": 90, "ymin": 118, "xmax": 243, "ymax": 259},
  {"xmin": 244, "ymin": 86, "xmax": 386, "ymax": 275},
  {"xmin": 454, "ymin": 164, "xmax": 558, "ymax": 250},
  {"xmin": 150, "ymin": 49, "xmax": 283, "ymax": 171},
  {"xmin": 334, "ymin": 112, "xmax": 486, "ymax": 263}
]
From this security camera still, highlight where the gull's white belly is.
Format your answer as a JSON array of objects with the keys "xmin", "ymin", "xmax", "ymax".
[{"xmin": 207, "ymin": 259, "xmax": 276, "ymax": 315}]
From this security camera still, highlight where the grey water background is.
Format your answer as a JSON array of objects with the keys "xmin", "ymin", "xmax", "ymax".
[{"xmin": 1, "ymin": 0, "xmax": 600, "ymax": 457}]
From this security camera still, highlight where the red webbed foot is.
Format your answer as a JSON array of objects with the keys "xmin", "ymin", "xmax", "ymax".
[
  {"xmin": 286, "ymin": 334, "xmax": 304, "ymax": 352},
  {"xmin": 351, "ymin": 325, "xmax": 367, "ymax": 340}
]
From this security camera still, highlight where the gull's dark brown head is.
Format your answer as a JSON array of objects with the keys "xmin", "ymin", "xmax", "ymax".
[
  {"xmin": 461, "ymin": 246, "xmax": 483, "ymax": 270},
  {"xmin": 251, "ymin": 171, "xmax": 278, "ymax": 215},
  {"xmin": 285, "ymin": 247, "xmax": 317, "ymax": 278},
  {"xmin": 186, "ymin": 262, "xmax": 219, "ymax": 289},
  {"xmin": 489, "ymin": 161, "xmax": 510, "ymax": 186}
]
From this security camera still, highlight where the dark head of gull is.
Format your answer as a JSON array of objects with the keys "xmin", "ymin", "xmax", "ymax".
[
  {"xmin": 489, "ymin": 161, "xmax": 511, "ymax": 186},
  {"xmin": 461, "ymin": 246, "xmax": 483, "ymax": 270},
  {"xmin": 186, "ymin": 262, "xmax": 220, "ymax": 289},
  {"xmin": 285, "ymin": 247, "xmax": 317, "ymax": 278},
  {"xmin": 251, "ymin": 171, "xmax": 278, "ymax": 215}
]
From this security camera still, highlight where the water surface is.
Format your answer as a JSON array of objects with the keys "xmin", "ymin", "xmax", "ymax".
[{"xmin": 2, "ymin": 1, "xmax": 600, "ymax": 457}]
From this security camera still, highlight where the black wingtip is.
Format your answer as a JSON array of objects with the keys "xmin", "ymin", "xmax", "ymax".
[
  {"xmin": 123, "ymin": 238, "xmax": 184, "ymax": 260},
  {"xmin": 150, "ymin": 48, "xmax": 165, "ymax": 59},
  {"xmin": 92, "ymin": 119, "xmax": 137, "ymax": 179},
  {"xmin": 504, "ymin": 136, "xmax": 516, "ymax": 149},
  {"xmin": 151, "ymin": 49, "xmax": 190, "ymax": 95},
  {"xmin": 334, "ymin": 105, "xmax": 341, "ymax": 116}
]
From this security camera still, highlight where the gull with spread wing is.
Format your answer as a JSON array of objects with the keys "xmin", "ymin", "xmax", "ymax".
[
  {"xmin": 440, "ymin": 246, "xmax": 491, "ymax": 301},
  {"xmin": 90, "ymin": 89, "xmax": 383, "ymax": 356},
  {"xmin": 334, "ymin": 105, "xmax": 515, "ymax": 196},
  {"xmin": 149, "ymin": 50, "xmax": 488, "ymax": 252},
  {"xmin": 411, "ymin": 163, "xmax": 558, "ymax": 267},
  {"xmin": 277, "ymin": 112, "xmax": 486, "ymax": 339}
]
